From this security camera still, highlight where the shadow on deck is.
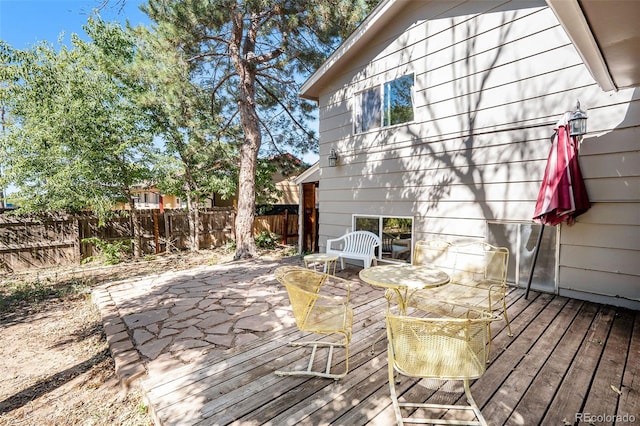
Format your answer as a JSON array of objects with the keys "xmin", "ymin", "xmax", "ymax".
[{"xmin": 139, "ymin": 265, "xmax": 639, "ymax": 426}]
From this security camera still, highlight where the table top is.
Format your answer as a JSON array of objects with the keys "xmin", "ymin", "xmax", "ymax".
[
  {"xmin": 359, "ymin": 264, "xmax": 450, "ymax": 290},
  {"xmin": 304, "ymin": 253, "xmax": 339, "ymax": 261}
]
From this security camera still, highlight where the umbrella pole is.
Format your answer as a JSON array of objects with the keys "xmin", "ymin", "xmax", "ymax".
[{"xmin": 525, "ymin": 224, "xmax": 544, "ymax": 299}]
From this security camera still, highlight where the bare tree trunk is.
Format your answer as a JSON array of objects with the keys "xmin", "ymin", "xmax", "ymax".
[
  {"xmin": 1, "ymin": 106, "xmax": 5, "ymax": 209},
  {"xmin": 230, "ymin": 13, "xmax": 260, "ymax": 260},
  {"xmin": 186, "ymin": 193, "xmax": 200, "ymax": 252},
  {"xmin": 234, "ymin": 135, "xmax": 259, "ymax": 259},
  {"xmin": 130, "ymin": 205, "xmax": 142, "ymax": 258}
]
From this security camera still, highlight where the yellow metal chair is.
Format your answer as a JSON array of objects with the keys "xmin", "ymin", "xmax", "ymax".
[
  {"xmin": 447, "ymin": 242, "xmax": 512, "ymax": 340},
  {"xmin": 275, "ymin": 269, "xmax": 353, "ymax": 380},
  {"xmin": 274, "ymin": 265, "xmax": 325, "ymax": 291},
  {"xmin": 386, "ymin": 311, "xmax": 496, "ymax": 426},
  {"xmin": 408, "ymin": 242, "xmax": 512, "ymax": 354},
  {"xmin": 413, "ymin": 238, "xmax": 453, "ymax": 273}
]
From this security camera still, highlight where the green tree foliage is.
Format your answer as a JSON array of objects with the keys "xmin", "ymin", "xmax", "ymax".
[
  {"xmin": 142, "ymin": 0, "xmax": 374, "ymax": 259},
  {"xmin": 131, "ymin": 23, "xmax": 232, "ymax": 251},
  {"xmin": 0, "ymin": 18, "xmax": 159, "ymax": 256}
]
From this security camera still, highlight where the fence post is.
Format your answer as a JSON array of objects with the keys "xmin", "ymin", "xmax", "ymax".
[
  {"xmin": 164, "ymin": 211, "xmax": 170, "ymax": 252},
  {"xmin": 153, "ymin": 209, "xmax": 160, "ymax": 254},
  {"xmin": 282, "ymin": 210, "xmax": 288, "ymax": 244},
  {"xmin": 73, "ymin": 215, "xmax": 81, "ymax": 263}
]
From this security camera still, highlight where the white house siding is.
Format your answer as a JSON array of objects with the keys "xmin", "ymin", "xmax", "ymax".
[{"xmin": 311, "ymin": 0, "xmax": 639, "ymax": 309}]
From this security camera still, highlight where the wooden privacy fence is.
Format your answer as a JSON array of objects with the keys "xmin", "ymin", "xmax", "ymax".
[
  {"xmin": 0, "ymin": 208, "xmax": 298, "ymax": 273},
  {"xmin": 253, "ymin": 209, "xmax": 298, "ymax": 245},
  {"xmin": 0, "ymin": 214, "xmax": 79, "ymax": 274}
]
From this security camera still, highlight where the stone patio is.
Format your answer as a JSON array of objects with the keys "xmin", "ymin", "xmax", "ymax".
[{"xmin": 91, "ymin": 255, "xmax": 372, "ymax": 389}]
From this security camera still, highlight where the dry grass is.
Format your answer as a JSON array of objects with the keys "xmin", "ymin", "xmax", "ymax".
[{"xmin": 0, "ymin": 245, "xmax": 297, "ymax": 426}]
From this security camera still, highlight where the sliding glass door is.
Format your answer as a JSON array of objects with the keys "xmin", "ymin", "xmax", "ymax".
[{"xmin": 353, "ymin": 215, "xmax": 414, "ymax": 263}]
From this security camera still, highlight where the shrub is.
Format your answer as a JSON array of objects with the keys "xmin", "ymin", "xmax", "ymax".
[
  {"xmin": 255, "ymin": 231, "xmax": 280, "ymax": 249},
  {"xmin": 82, "ymin": 237, "xmax": 131, "ymax": 265}
]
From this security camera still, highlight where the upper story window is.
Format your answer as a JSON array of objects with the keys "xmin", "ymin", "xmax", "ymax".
[{"xmin": 354, "ymin": 73, "xmax": 414, "ymax": 134}]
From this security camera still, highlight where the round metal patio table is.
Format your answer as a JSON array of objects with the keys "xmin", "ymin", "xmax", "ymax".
[
  {"xmin": 359, "ymin": 264, "xmax": 450, "ymax": 313},
  {"xmin": 303, "ymin": 253, "xmax": 339, "ymax": 275},
  {"xmin": 360, "ymin": 263, "xmax": 450, "ymax": 355}
]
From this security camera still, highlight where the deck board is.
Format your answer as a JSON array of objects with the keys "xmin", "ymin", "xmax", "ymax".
[
  {"xmin": 508, "ymin": 299, "xmax": 594, "ymax": 425},
  {"xmin": 619, "ymin": 312, "xmax": 640, "ymax": 419},
  {"xmin": 582, "ymin": 307, "xmax": 635, "ymax": 425},
  {"xmin": 481, "ymin": 296, "xmax": 579, "ymax": 424},
  {"xmin": 142, "ymin": 283, "xmax": 639, "ymax": 426},
  {"xmin": 542, "ymin": 304, "xmax": 616, "ymax": 424}
]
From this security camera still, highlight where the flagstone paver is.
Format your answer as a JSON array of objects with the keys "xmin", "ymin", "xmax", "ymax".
[
  {"xmin": 91, "ymin": 257, "xmax": 299, "ymax": 384},
  {"xmin": 92, "ymin": 255, "xmax": 378, "ymax": 401}
]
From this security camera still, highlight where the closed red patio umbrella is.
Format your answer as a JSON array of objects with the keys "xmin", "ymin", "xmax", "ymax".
[
  {"xmin": 526, "ymin": 112, "xmax": 591, "ymax": 298},
  {"xmin": 533, "ymin": 112, "xmax": 590, "ymax": 226}
]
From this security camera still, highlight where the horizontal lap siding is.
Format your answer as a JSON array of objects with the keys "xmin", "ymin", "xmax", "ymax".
[
  {"xmin": 559, "ymin": 111, "xmax": 640, "ymax": 306},
  {"xmin": 314, "ymin": 0, "xmax": 640, "ymax": 308}
]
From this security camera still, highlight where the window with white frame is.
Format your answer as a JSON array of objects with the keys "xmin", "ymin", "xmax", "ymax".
[
  {"xmin": 354, "ymin": 74, "xmax": 414, "ymax": 134},
  {"xmin": 487, "ymin": 221, "xmax": 557, "ymax": 293},
  {"xmin": 353, "ymin": 214, "xmax": 414, "ymax": 263}
]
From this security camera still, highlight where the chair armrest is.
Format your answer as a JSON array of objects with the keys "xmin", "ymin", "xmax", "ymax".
[
  {"xmin": 326, "ymin": 235, "xmax": 346, "ymax": 251},
  {"xmin": 323, "ymin": 274, "xmax": 351, "ymax": 300}
]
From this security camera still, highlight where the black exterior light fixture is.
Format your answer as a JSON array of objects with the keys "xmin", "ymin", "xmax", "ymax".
[
  {"xmin": 328, "ymin": 148, "xmax": 338, "ymax": 167},
  {"xmin": 569, "ymin": 100, "xmax": 588, "ymax": 138}
]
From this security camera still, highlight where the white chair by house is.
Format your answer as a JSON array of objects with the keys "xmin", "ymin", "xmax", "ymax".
[{"xmin": 326, "ymin": 230, "xmax": 381, "ymax": 269}]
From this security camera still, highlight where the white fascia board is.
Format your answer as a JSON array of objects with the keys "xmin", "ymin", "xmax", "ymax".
[
  {"xmin": 299, "ymin": 0, "xmax": 398, "ymax": 101},
  {"xmin": 546, "ymin": 0, "xmax": 617, "ymax": 92},
  {"xmin": 294, "ymin": 162, "xmax": 319, "ymax": 184}
]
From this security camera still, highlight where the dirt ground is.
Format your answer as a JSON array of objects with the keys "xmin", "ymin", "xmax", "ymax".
[{"xmin": 0, "ymin": 247, "xmax": 267, "ymax": 426}]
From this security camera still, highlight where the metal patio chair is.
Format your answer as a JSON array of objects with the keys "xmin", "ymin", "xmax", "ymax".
[
  {"xmin": 408, "ymin": 242, "xmax": 512, "ymax": 355},
  {"xmin": 275, "ymin": 268, "xmax": 353, "ymax": 380},
  {"xmin": 386, "ymin": 311, "xmax": 497, "ymax": 425},
  {"xmin": 412, "ymin": 238, "xmax": 454, "ymax": 274},
  {"xmin": 274, "ymin": 265, "xmax": 324, "ymax": 289}
]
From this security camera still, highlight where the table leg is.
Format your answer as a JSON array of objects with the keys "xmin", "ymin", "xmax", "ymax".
[
  {"xmin": 370, "ymin": 329, "xmax": 386, "ymax": 356},
  {"xmin": 371, "ymin": 288, "xmax": 408, "ymax": 356},
  {"xmin": 328, "ymin": 258, "xmax": 337, "ymax": 275}
]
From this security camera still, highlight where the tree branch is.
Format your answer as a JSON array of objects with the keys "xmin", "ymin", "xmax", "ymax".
[{"xmin": 255, "ymin": 77, "xmax": 316, "ymax": 141}]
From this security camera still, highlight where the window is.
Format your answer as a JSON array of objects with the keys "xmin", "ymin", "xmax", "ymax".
[
  {"xmin": 356, "ymin": 86, "xmax": 381, "ymax": 133},
  {"xmin": 487, "ymin": 221, "xmax": 557, "ymax": 292},
  {"xmin": 353, "ymin": 214, "xmax": 414, "ymax": 263},
  {"xmin": 354, "ymin": 74, "xmax": 414, "ymax": 134}
]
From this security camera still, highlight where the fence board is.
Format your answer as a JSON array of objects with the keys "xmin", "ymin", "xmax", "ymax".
[
  {"xmin": 0, "ymin": 214, "xmax": 80, "ymax": 273},
  {"xmin": 0, "ymin": 207, "xmax": 296, "ymax": 273},
  {"xmin": 254, "ymin": 212, "xmax": 299, "ymax": 244}
]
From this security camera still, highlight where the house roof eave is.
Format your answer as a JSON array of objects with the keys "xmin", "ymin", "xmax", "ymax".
[
  {"xmin": 546, "ymin": 0, "xmax": 616, "ymax": 92},
  {"xmin": 294, "ymin": 162, "xmax": 319, "ymax": 185},
  {"xmin": 299, "ymin": 0, "xmax": 400, "ymax": 101},
  {"xmin": 546, "ymin": 0, "xmax": 640, "ymax": 92}
]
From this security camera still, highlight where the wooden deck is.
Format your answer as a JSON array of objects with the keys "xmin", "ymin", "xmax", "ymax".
[{"xmin": 142, "ymin": 279, "xmax": 639, "ymax": 426}]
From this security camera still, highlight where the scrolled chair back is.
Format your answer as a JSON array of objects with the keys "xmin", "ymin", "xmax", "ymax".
[
  {"xmin": 449, "ymin": 241, "xmax": 509, "ymax": 287},
  {"xmin": 413, "ymin": 238, "xmax": 453, "ymax": 273}
]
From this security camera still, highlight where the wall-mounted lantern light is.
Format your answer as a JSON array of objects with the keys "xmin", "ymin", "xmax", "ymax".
[
  {"xmin": 569, "ymin": 100, "xmax": 588, "ymax": 137},
  {"xmin": 328, "ymin": 148, "xmax": 338, "ymax": 167}
]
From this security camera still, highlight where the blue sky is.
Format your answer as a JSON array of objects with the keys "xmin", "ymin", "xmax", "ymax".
[{"xmin": 0, "ymin": 0, "xmax": 149, "ymax": 50}]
